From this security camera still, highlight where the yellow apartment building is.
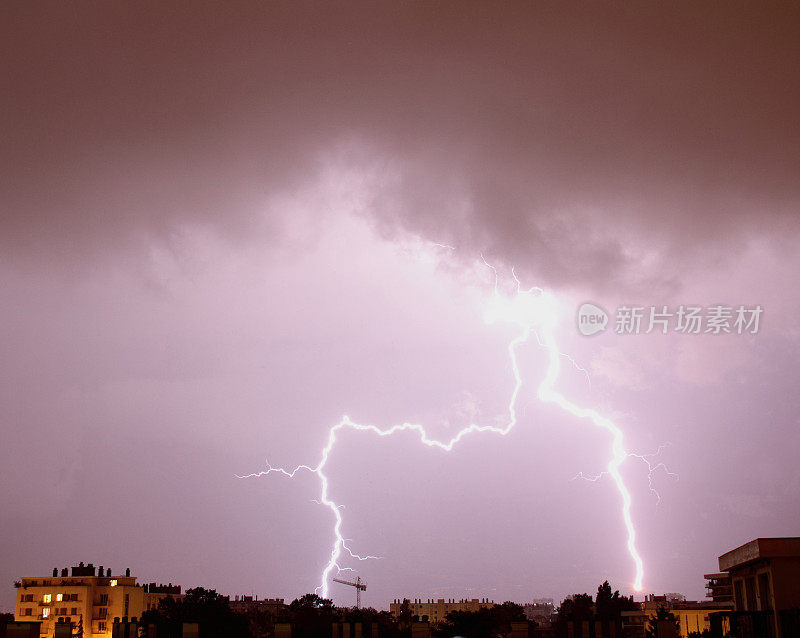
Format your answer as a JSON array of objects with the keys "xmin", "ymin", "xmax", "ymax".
[
  {"xmin": 389, "ymin": 597, "xmax": 495, "ymax": 625},
  {"xmin": 14, "ymin": 562, "xmax": 183, "ymax": 637}
]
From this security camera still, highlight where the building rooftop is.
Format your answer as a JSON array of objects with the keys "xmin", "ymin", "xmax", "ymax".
[{"xmin": 719, "ymin": 537, "xmax": 800, "ymax": 572}]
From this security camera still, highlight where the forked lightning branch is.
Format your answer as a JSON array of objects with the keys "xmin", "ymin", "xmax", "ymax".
[{"xmin": 238, "ymin": 260, "xmax": 677, "ymax": 598}]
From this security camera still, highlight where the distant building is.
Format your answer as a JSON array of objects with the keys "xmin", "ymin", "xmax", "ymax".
[
  {"xmin": 718, "ymin": 537, "xmax": 800, "ymax": 638},
  {"xmin": 621, "ymin": 592, "xmax": 732, "ymax": 637},
  {"xmin": 389, "ymin": 597, "xmax": 494, "ymax": 624},
  {"xmin": 671, "ymin": 600, "xmax": 732, "ymax": 637},
  {"xmin": 523, "ymin": 600, "xmax": 556, "ymax": 626},
  {"xmin": 228, "ymin": 595, "xmax": 285, "ymax": 617},
  {"xmin": 621, "ymin": 609, "xmax": 648, "ymax": 637},
  {"xmin": 704, "ymin": 572, "xmax": 733, "ymax": 604},
  {"xmin": 13, "ymin": 563, "xmax": 183, "ymax": 638}
]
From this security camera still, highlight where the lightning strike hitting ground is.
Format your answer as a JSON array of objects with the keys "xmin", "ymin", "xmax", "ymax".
[{"xmin": 239, "ymin": 259, "xmax": 675, "ymax": 597}]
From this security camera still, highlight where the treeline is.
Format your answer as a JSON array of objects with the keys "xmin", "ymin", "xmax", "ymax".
[
  {"xmin": 140, "ymin": 589, "xmax": 531, "ymax": 638},
  {"xmin": 129, "ymin": 580, "xmax": 675, "ymax": 638},
  {"xmin": 554, "ymin": 581, "xmax": 638, "ymax": 637},
  {"xmin": 141, "ymin": 589, "xmax": 405, "ymax": 638}
]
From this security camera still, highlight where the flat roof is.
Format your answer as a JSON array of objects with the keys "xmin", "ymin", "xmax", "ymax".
[{"xmin": 719, "ymin": 538, "xmax": 800, "ymax": 572}]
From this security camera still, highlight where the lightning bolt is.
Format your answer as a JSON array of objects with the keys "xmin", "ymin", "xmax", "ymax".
[
  {"xmin": 573, "ymin": 444, "xmax": 679, "ymax": 506},
  {"xmin": 239, "ymin": 257, "xmax": 675, "ymax": 597}
]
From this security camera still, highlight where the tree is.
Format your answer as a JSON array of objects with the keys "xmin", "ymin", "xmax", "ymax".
[
  {"xmin": 595, "ymin": 581, "xmax": 637, "ymax": 618},
  {"xmin": 556, "ymin": 592, "xmax": 594, "ymax": 638},
  {"xmin": 433, "ymin": 602, "xmax": 527, "ymax": 638},
  {"xmin": 432, "ymin": 608, "xmax": 496, "ymax": 638},
  {"xmin": 242, "ymin": 607, "xmax": 275, "ymax": 638},
  {"xmin": 645, "ymin": 607, "xmax": 680, "ymax": 638},
  {"xmin": 594, "ymin": 581, "xmax": 638, "ymax": 637},
  {"xmin": 490, "ymin": 601, "xmax": 527, "ymax": 635},
  {"xmin": 140, "ymin": 587, "xmax": 249, "ymax": 638},
  {"xmin": 287, "ymin": 593, "xmax": 337, "ymax": 638},
  {"xmin": 340, "ymin": 607, "xmax": 405, "ymax": 637},
  {"xmin": 397, "ymin": 598, "xmax": 413, "ymax": 631}
]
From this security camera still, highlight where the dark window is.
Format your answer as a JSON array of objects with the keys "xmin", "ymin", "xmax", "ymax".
[
  {"xmin": 734, "ymin": 579, "xmax": 745, "ymax": 610},
  {"xmin": 758, "ymin": 572, "xmax": 772, "ymax": 610},
  {"xmin": 745, "ymin": 576, "xmax": 757, "ymax": 611},
  {"xmin": 99, "ymin": 594, "xmax": 108, "ymax": 605}
]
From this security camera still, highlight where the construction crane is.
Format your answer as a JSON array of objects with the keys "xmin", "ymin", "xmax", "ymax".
[{"xmin": 332, "ymin": 576, "xmax": 367, "ymax": 608}]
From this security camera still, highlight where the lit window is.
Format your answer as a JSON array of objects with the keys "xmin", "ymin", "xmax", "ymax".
[
  {"xmin": 43, "ymin": 594, "xmax": 52, "ymax": 603},
  {"xmin": 42, "ymin": 608, "xmax": 50, "ymax": 618},
  {"xmin": 56, "ymin": 594, "xmax": 63, "ymax": 602},
  {"xmin": 110, "ymin": 579, "xmax": 117, "ymax": 587}
]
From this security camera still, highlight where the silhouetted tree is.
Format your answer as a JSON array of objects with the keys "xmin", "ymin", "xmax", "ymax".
[
  {"xmin": 397, "ymin": 598, "xmax": 413, "ymax": 631},
  {"xmin": 597, "ymin": 582, "xmax": 638, "ymax": 617},
  {"xmin": 287, "ymin": 593, "xmax": 337, "ymax": 638},
  {"xmin": 242, "ymin": 607, "xmax": 275, "ymax": 638},
  {"xmin": 645, "ymin": 607, "xmax": 680, "ymax": 638},
  {"xmin": 433, "ymin": 608, "xmax": 496, "ymax": 638},
  {"xmin": 433, "ymin": 602, "xmax": 527, "ymax": 638},
  {"xmin": 490, "ymin": 601, "xmax": 527, "ymax": 635},
  {"xmin": 140, "ymin": 587, "xmax": 248, "ymax": 638},
  {"xmin": 341, "ymin": 607, "xmax": 405, "ymax": 637},
  {"xmin": 556, "ymin": 592, "xmax": 594, "ymax": 638}
]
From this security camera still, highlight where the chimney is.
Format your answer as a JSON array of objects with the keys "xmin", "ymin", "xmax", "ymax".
[
  {"xmin": 107, "ymin": 568, "xmax": 111, "ymax": 577},
  {"xmin": 125, "ymin": 568, "xmax": 130, "ymax": 577},
  {"xmin": 98, "ymin": 566, "xmax": 103, "ymax": 578},
  {"xmin": 61, "ymin": 568, "xmax": 68, "ymax": 577},
  {"xmin": 53, "ymin": 568, "xmax": 58, "ymax": 577}
]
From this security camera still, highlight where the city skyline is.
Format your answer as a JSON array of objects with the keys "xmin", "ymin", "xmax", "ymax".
[{"xmin": 2, "ymin": 1, "xmax": 800, "ymax": 616}]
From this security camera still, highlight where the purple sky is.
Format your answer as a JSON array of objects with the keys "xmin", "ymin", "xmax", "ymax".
[{"xmin": 2, "ymin": 2, "xmax": 800, "ymax": 611}]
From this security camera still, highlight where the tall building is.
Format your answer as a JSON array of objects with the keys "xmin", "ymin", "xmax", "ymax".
[
  {"xmin": 13, "ymin": 563, "xmax": 183, "ymax": 638},
  {"xmin": 718, "ymin": 537, "xmax": 800, "ymax": 638}
]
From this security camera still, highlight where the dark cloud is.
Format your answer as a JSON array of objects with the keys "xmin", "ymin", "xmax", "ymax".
[{"xmin": 3, "ymin": 2, "xmax": 799, "ymax": 284}]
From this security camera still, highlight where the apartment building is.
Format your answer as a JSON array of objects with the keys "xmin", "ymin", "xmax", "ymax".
[{"xmin": 14, "ymin": 563, "xmax": 183, "ymax": 637}]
